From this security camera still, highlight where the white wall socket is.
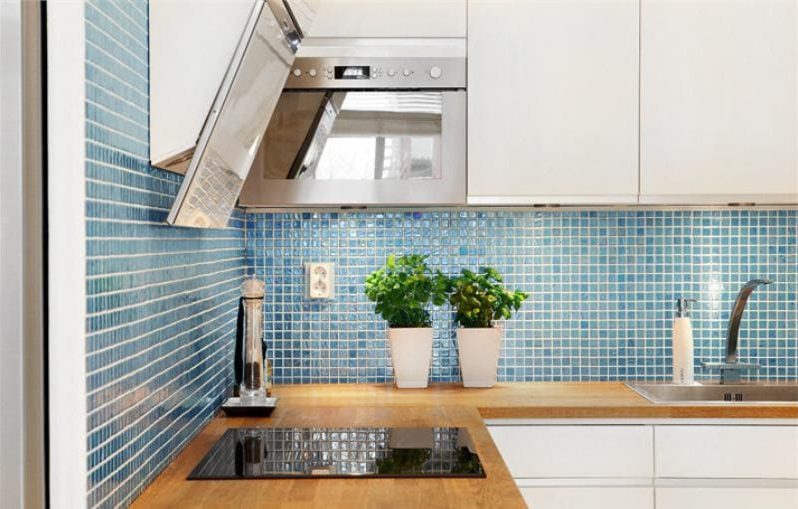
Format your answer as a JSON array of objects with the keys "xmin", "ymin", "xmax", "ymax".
[{"xmin": 305, "ymin": 262, "xmax": 334, "ymax": 299}]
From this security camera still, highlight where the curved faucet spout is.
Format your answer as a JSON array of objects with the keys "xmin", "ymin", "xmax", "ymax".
[{"xmin": 725, "ymin": 279, "xmax": 772, "ymax": 364}]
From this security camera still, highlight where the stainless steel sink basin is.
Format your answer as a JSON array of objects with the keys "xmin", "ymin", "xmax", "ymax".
[{"xmin": 626, "ymin": 383, "xmax": 798, "ymax": 404}]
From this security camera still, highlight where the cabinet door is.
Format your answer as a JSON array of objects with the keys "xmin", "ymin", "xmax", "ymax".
[
  {"xmin": 149, "ymin": 0, "xmax": 254, "ymax": 170},
  {"xmin": 488, "ymin": 425, "xmax": 654, "ymax": 478},
  {"xmin": 521, "ymin": 487, "xmax": 654, "ymax": 509},
  {"xmin": 640, "ymin": 0, "xmax": 798, "ymax": 204},
  {"xmin": 656, "ymin": 487, "xmax": 798, "ymax": 509},
  {"xmin": 308, "ymin": 0, "xmax": 466, "ymax": 38},
  {"xmin": 467, "ymin": 0, "xmax": 639, "ymax": 205},
  {"xmin": 655, "ymin": 426, "xmax": 798, "ymax": 479}
]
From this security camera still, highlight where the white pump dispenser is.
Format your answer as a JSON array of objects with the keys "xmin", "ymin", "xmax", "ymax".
[{"xmin": 672, "ymin": 298, "xmax": 696, "ymax": 385}]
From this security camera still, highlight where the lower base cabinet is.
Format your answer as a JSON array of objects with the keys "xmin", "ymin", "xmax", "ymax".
[
  {"xmin": 656, "ymin": 487, "xmax": 798, "ymax": 509},
  {"xmin": 489, "ymin": 423, "xmax": 798, "ymax": 509},
  {"xmin": 520, "ymin": 487, "xmax": 653, "ymax": 509},
  {"xmin": 518, "ymin": 486, "xmax": 798, "ymax": 509}
]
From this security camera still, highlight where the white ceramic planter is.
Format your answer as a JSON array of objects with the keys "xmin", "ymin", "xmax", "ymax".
[
  {"xmin": 457, "ymin": 327, "xmax": 501, "ymax": 388},
  {"xmin": 389, "ymin": 327, "xmax": 433, "ymax": 389}
]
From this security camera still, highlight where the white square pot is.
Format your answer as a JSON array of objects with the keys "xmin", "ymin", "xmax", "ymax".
[
  {"xmin": 457, "ymin": 327, "xmax": 501, "ymax": 388},
  {"xmin": 388, "ymin": 328, "xmax": 433, "ymax": 389}
]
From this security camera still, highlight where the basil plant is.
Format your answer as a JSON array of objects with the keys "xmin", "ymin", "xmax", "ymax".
[{"xmin": 365, "ymin": 254, "xmax": 450, "ymax": 328}]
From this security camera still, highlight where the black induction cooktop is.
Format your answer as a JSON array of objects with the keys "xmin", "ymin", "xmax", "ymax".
[{"xmin": 188, "ymin": 427, "xmax": 485, "ymax": 480}]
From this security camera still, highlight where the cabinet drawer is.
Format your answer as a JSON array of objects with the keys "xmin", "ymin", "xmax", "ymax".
[
  {"xmin": 521, "ymin": 487, "xmax": 653, "ymax": 509},
  {"xmin": 488, "ymin": 425, "xmax": 653, "ymax": 478},
  {"xmin": 656, "ymin": 487, "xmax": 798, "ymax": 509},
  {"xmin": 655, "ymin": 426, "xmax": 798, "ymax": 479}
]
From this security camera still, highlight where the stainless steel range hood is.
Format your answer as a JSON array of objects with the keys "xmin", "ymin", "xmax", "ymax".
[{"xmin": 166, "ymin": 0, "xmax": 315, "ymax": 228}]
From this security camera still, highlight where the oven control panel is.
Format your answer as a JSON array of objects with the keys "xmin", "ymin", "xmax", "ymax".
[{"xmin": 284, "ymin": 57, "xmax": 465, "ymax": 89}]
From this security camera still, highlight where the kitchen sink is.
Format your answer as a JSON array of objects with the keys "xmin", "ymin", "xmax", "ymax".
[{"xmin": 626, "ymin": 382, "xmax": 798, "ymax": 404}]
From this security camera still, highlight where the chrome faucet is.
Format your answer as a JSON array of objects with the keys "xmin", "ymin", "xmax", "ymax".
[{"xmin": 703, "ymin": 279, "xmax": 772, "ymax": 384}]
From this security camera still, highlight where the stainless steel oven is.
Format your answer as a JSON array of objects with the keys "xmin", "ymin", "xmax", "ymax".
[{"xmin": 238, "ymin": 56, "xmax": 466, "ymax": 207}]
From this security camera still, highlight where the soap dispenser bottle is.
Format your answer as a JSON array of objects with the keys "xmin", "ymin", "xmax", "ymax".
[{"xmin": 672, "ymin": 298, "xmax": 696, "ymax": 384}]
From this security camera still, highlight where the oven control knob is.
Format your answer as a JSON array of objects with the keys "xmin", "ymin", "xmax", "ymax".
[
  {"xmin": 429, "ymin": 66, "xmax": 442, "ymax": 79},
  {"xmin": 292, "ymin": 68, "xmax": 302, "ymax": 77},
  {"xmin": 387, "ymin": 68, "xmax": 397, "ymax": 77},
  {"xmin": 308, "ymin": 68, "xmax": 317, "ymax": 77},
  {"xmin": 402, "ymin": 68, "xmax": 412, "ymax": 77}
]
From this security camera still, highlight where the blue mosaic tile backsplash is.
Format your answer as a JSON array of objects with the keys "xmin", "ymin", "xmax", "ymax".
[
  {"xmin": 84, "ymin": 1, "xmax": 244, "ymax": 507},
  {"xmin": 247, "ymin": 210, "xmax": 797, "ymax": 384}
]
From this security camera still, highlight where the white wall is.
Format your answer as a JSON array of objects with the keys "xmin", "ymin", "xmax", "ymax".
[{"xmin": 47, "ymin": 2, "xmax": 88, "ymax": 508}]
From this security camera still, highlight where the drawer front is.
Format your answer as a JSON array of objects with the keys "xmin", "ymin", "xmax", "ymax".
[
  {"xmin": 520, "ymin": 487, "xmax": 654, "ymax": 509},
  {"xmin": 488, "ymin": 425, "xmax": 653, "ymax": 478},
  {"xmin": 656, "ymin": 487, "xmax": 798, "ymax": 509},
  {"xmin": 655, "ymin": 426, "xmax": 798, "ymax": 479}
]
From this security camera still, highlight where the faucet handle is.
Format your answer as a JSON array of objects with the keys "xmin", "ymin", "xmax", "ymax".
[{"xmin": 676, "ymin": 298, "xmax": 697, "ymax": 318}]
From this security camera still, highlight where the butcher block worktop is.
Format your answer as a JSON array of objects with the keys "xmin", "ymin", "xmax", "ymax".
[
  {"xmin": 274, "ymin": 382, "xmax": 798, "ymax": 419},
  {"xmin": 132, "ymin": 383, "xmax": 797, "ymax": 508},
  {"xmin": 131, "ymin": 406, "xmax": 525, "ymax": 509}
]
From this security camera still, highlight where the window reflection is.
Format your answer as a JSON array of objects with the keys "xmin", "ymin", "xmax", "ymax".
[{"xmin": 259, "ymin": 91, "xmax": 443, "ymax": 181}]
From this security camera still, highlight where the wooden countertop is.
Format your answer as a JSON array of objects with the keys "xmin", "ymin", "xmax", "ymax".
[
  {"xmin": 133, "ymin": 382, "xmax": 796, "ymax": 508},
  {"xmin": 131, "ymin": 406, "xmax": 525, "ymax": 509},
  {"xmin": 273, "ymin": 382, "xmax": 798, "ymax": 419}
]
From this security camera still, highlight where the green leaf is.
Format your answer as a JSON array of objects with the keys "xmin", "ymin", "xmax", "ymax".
[
  {"xmin": 364, "ymin": 254, "xmax": 444, "ymax": 328},
  {"xmin": 447, "ymin": 266, "xmax": 527, "ymax": 328}
]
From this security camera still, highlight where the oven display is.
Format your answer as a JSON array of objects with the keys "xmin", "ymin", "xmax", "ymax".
[{"xmin": 334, "ymin": 65, "xmax": 371, "ymax": 80}]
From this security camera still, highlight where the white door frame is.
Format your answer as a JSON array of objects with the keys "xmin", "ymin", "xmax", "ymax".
[
  {"xmin": 1, "ymin": 1, "xmax": 46, "ymax": 507},
  {"xmin": 46, "ymin": 2, "xmax": 87, "ymax": 508}
]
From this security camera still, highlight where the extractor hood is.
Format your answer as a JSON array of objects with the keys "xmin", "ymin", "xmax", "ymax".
[{"xmin": 166, "ymin": 0, "xmax": 316, "ymax": 228}]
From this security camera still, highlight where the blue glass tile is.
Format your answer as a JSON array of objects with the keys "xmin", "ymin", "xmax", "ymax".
[
  {"xmin": 247, "ymin": 209, "xmax": 797, "ymax": 386},
  {"xmin": 84, "ymin": 1, "xmax": 244, "ymax": 506}
]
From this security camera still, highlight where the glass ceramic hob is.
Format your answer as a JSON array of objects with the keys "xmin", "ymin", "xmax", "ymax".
[{"xmin": 188, "ymin": 427, "xmax": 485, "ymax": 479}]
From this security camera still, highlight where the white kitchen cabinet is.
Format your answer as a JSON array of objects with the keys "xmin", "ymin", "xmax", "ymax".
[
  {"xmin": 490, "ymin": 422, "xmax": 798, "ymax": 509},
  {"xmin": 488, "ymin": 425, "xmax": 653, "ymax": 478},
  {"xmin": 307, "ymin": 0, "xmax": 466, "ymax": 38},
  {"xmin": 149, "ymin": 0, "xmax": 254, "ymax": 172},
  {"xmin": 656, "ymin": 487, "xmax": 798, "ymax": 509},
  {"xmin": 655, "ymin": 426, "xmax": 798, "ymax": 479},
  {"xmin": 520, "ymin": 487, "xmax": 654, "ymax": 509},
  {"xmin": 640, "ymin": 0, "xmax": 798, "ymax": 205},
  {"xmin": 467, "ymin": 0, "xmax": 640, "ymax": 205}
]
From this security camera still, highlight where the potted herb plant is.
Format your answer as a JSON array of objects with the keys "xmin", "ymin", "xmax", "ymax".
[
  {"xmin": 448, "ymin": 267, "xmax": 527, "ymax": 388},
  {"xmin": 365, "ymin": 255, "xmax": 449, "ymax": 388}
]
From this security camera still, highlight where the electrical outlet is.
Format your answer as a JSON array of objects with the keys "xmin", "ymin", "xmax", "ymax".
[{"xmin": 305, "ymin": 263, "xmax": 334, "ymax": 299}]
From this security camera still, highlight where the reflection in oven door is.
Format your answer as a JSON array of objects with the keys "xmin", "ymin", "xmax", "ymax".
[{"xmin": 255, "ymin": 91, "xmax": 443, "ymax": 182}]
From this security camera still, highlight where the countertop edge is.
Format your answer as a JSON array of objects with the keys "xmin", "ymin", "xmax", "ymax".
[
  {"xmin": 271, "ymin": 382, "xmax": 798, "ymax": 420},
  {"xmin": 476, "ymin": 405, "xmax": 798, "ymax": 420}
]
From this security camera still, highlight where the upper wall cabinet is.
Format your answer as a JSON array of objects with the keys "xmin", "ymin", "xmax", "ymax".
[
  {"xmin": 467, "ymin": 0, "xmax": 640, "ymax": 205},
  {"xmin": 640, "ymin": 0, "xmax": 798, "ymax": 205},
  {"xmin": 307, "ymin": 0, "xmax": 466, "ymax": 38},
  {"xmin": 149, "ymin": 0, "xmax": 254, "ymax": 172}
]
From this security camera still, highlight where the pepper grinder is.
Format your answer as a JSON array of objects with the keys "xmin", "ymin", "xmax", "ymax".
[{"xmin": 222, "ymin": 277, "xmax": 277, "ymax": 416}]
